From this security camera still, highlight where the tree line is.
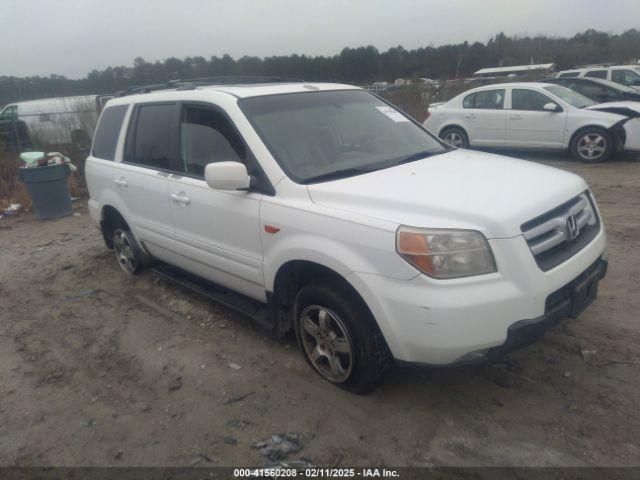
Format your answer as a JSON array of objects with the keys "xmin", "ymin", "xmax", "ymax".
[{"xmin": 1, "ymin": 28, "xmax": 640, "ymax": 106}]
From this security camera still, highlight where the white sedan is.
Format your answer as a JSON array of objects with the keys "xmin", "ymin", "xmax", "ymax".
[{"xmin": 423, "ymin": 82, "xmax": 640, "ymax": 162}]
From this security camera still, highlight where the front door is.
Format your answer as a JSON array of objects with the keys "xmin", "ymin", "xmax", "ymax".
[
  {"xmin": 168, "ymin": 104, "xmax": 265, "ymax": 301},
  {"xmin": 506, "ymin": 88, "xmax": 567, "ymax": 147}
]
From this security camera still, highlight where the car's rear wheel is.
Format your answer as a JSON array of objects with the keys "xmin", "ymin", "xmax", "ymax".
[
  {"xmin": 294, "ymin": 281, "xmax": 391, "ymax": 394},
  {"xmin": 571, "ymin": 128, "xmax": 613, "ymax": 163},
  {"xmin": 440, "ymin": 126, "xmax": 468, "ymax": 148},
  {"xmin": 112, "ymin": 228, "xmax": 144, "ymax": 275}
]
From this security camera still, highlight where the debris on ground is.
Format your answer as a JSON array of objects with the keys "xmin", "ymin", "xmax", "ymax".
[
  {"xmin": 223, "ymin": 435, "xmax": 238, "ymax": 446},
  {"xmin": 168, "ymin": 377, "xmax": 183, "ymax": 392},
  {"xmin": 265, "ymin": 460, "xmax": 313, "ymax": 470},
  {"xmin": 228, "ymin": 362, "xmax": 242, "ymax": 370},
  {"xmin": 579, "ymin": 348, "xmax": 598, "ymax": 361},
  {"xmin": 227, "ymin": 418, "xmax": 251, "ymax": 429},
  {"xmin": 61, "ymin": 290, "xmax": 96, "ymax": 301},
  {"xmin": 190, "ymin": 453, "xmax": 217, "ymax": 465},
  {"xmin": 222, "ymin": 391, "xmax": 255, "ymax": 405},
  {"xmin": 3, "ymin": 204, "xmax": 22, "ymax": 217},
  {"xmin": 494, "ymin": 376, "xmax": 515, "ymax": 389},
  {"xmin": 251, "ymin": 433, "xmax": 302, "ymax": 460}
]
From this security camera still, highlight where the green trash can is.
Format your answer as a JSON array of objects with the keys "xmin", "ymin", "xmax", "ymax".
[{"xmin": 18, "ymin": 164, "xmax": 73, "ymax": 220}]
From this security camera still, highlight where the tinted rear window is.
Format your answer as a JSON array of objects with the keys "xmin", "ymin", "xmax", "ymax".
[
  {"xmin": 92, "ymin": 105, "xmax": 128, "ymax": 160},
  {"xmin": 127, "ymin": 103, "xmax": 176, "ymax": 170}
]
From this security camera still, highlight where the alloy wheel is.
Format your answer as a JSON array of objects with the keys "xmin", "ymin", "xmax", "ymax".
[
  {"xmin": 577, "ymin": 133, "xmax": 607, "ymax": 161},
  {"xmin": 442, "ymin": 131, "xmax": 464, "ymax": 147},
  {"xmin": 113, "ymin": 230, "xmax": 136, "ymax": 274},
  {"xmin": 299, "ymin": 305, "xmax": 354, "ymax": 383}
]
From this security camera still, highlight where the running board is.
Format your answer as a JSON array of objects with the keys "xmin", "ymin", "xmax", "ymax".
[{"xmin": 150, "ymin": 262, "xmax": 272, "ymax": 329}]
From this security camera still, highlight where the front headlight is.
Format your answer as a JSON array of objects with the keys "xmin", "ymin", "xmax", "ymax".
[{"xmin": 396, "ymin": 226, "xmax": 497, "ymax": 279}]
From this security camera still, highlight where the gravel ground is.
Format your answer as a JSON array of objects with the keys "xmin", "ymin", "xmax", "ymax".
[{"xmin": 0, "ymin": 151, "xmax": 639, "ymax": 467}]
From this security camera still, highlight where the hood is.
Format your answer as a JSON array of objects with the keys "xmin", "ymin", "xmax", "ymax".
[
  {"xmin": 307, "ymin": 150, "xmax": 588, "ymax": 238},
  {"xmin": 586, "ymin": 101, "xmax": 640, "ymax": 118}
]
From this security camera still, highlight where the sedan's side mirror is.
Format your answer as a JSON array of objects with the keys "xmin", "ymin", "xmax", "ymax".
[
  {"xmin": 204, "ymin": 161, "xmax": 251, "ymax": 191},
  {"xmin": 543, "ymin": 103, "xmax": 561, "ymax": 112}
]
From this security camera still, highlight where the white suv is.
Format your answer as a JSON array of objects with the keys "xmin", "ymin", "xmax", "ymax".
[
  {"xmin": 556, "ymin": 66, "xmax": 640, "ymax": 90},
  {"xmin": 86, "ymin": 80, "xmax": 607, "ymax": 393}
]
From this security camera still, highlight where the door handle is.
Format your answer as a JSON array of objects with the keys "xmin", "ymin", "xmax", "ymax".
[
  {"xmin": 171, "ymin": 192, "xmax": 191, "ymax": 205},
  {"xmin": 509, "ymin": 115, "xmax": 523, "ymax": 120},
  {"xmin": 113, "ymin": 178, "xmax": 128, "ymax": 188}
]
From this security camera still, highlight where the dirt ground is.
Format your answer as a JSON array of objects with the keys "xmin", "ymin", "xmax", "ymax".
[{"xmin": 1, "ymin": 151, "xmax": 639, "ymax": 468}]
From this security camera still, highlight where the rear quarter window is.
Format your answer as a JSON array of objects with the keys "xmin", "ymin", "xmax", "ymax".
[{"xmin": 92, "ymin": 105, "xmax": 128, "ymax": 160}]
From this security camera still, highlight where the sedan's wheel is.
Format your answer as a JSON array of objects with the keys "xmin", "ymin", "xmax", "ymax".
[
  {"xmin": 440, "ymin": 127, "xmax": 468, "ymax": 148},
  {"xmin": 299, "ymin": 305, "xmax": 354, "ymax": 383},
  {"xmin": 571, "ymin": 128, "xmax": 613, "ymax": 163},
  {"xmin": 294, "ymin": 281, "xmax": 392, "ymax": 394},
  {"xmin": 112, "ymin": 228, "xmax": 142, "ymax": 275}
]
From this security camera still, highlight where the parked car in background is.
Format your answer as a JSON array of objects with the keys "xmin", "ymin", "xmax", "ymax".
[
  {"xmin": 86, "ymin": 80, "xmax": 607, "ymax": 393},
  {"xmin": 0, "ymin": 94, "xmax": 111, "ymax": 151},
  {"xmin": 543, "ymin": 76, "xmax": 640, "ymax": 103},
  {"xmin": 424, "ymin": 82, "xmax": 639, "ymax": 162},
  {"xmin": 555, "ymin": 66, "xmax": 640, "ymax": 90}
]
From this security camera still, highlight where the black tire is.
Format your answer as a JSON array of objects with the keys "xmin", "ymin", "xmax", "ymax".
[
  {"xmin": 570, "ymin": 127, "xmax": 613, "ymax": 163},
  {"xmin": 294, "ymin": 281, "xmax": 391, "ymax": 394},
  {"xmin": 440, "ymin": 126, "xmax": 469, "ymax": 148},
  {"xmin": 112, "ymin": 228, "xmax": 145, "ymax": 275}
]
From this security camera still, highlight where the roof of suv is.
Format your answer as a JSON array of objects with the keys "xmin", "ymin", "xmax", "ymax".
[
  {"xmin": 201, "ymin": 82, "xmax": 359, "ymax": 98},
  {"xmin": 108, "ymin": 82, "xmax": 360, "ymax": 105}
]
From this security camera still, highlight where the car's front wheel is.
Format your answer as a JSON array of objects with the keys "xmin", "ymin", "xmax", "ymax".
[
  {"xmin": 439, "ymin": 126, "xmax": 469, "ymax": 148},
  {"xmin": 571, "ymin": 128, "xmax": 613, "ymax": 163},
  {"xmin": 294, "ymin": 281, "xmax": 391, "ymax": 394}
]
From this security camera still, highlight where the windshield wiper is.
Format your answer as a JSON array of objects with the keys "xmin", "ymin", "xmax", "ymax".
[
  {"xmin": 391, "ymin": 150, "xmax": 439, "ymax": 166},
  {"xmin": 301, "ymin": 167, "xmax": 368, "ymax": 184},
  {"xmin": 301, "ymin": 150, "xmax": 440, "ymax": 184}
]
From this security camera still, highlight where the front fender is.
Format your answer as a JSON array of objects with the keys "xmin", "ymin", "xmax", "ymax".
[{"xmin": 262, "ymin": 230, "xmax": 416, "ymax": 293}]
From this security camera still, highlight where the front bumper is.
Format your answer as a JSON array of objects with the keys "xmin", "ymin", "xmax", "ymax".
[
  {"xmin": 486, "ymin": 258, "xmax": 607, "ymax": 360},
  {"xmin": 347, "ymin": 228, "xmax": 607, "ymax": 365}
]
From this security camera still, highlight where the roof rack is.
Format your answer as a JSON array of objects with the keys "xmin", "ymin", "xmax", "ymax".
[{"xmin": 114, "ymin": 75, "xmax": 306, "ymax": 97}]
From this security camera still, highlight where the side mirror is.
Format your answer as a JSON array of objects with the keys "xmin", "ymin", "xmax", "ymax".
[
  {"xmin": 204, "ymin": 161, "xmax": 251, "ymax": 191},
  {"xmin": 543, "ymin": 103, "xmax": 561, "ymax": 112}
]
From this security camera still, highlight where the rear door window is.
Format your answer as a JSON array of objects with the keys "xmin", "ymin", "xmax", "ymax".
[
  {"xmin": 125, "ymin": 103, "xmax": 177, "ymax": 170},
  {"xmin": 584, "ymin": 70, "xmax": 607, "ymax": 79},
  {"xmin": 91, "ymin": 104, "xmax": 128, "ymax": 161},
  {"xmin": 463, "ymin": 89, "xmax": 505, "ymax": 109}
]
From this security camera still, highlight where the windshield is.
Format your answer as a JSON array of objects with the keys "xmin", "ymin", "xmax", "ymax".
[
  {"xmin": 543, "ymin": 85, "xmax": 596, "ymax": 108},
  {"xmin": 239, "ymin": 90, "xmax": 446, "ymax": 183}
]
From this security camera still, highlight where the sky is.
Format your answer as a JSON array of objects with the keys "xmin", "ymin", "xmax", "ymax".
[{"xmin": 2, "ymin": 0, "xmax": 639, "ymax": 79}]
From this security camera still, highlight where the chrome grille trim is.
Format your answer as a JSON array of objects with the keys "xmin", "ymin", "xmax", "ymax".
[{"xmin": 521, "ymin": 192, "xmax": 600, "ymax": 271}]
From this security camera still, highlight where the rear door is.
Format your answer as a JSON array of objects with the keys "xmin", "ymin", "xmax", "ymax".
[
  {"xmin": 118, "ymin": 102, "xmax": 179, "ymax": 262},
  {"xmin": 506, "ymin": 88, "xmax": 567, "ymax": 147},
  {"xmin": 168, "ymin": 103, "xmax": 265, "ymax": 301},
  {"xmin": 461, "ymin": 89, "xmax": 507, "ymax": 146}
]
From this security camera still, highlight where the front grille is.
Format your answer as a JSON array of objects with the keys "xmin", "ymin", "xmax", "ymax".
[{"xmin": 521, "ymin": 192, "xmax": 600, "ymax": 271}]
